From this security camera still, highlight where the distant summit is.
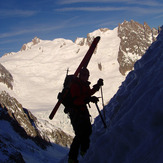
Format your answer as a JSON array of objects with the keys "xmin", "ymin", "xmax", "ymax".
[
  {"xmin": 118, "ymin": 20, "xmax": 158, "ymax": 75},
  {"xmin": 75, "ymin": 20, "xmax": 158, "ymax": 75},
  {"xmin": 75, "ymin": 28, "xmax": 110, "ymax": 46},
  {"xmin": 2, "ymin": 20, "xmax": 158, "ymax": 76},
  {"xmin": 21, "ymin": 36, "xmax": 41, "ymax": 51}
]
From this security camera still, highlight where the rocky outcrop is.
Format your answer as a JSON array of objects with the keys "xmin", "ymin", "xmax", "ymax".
[
  {"xmin": 0, "ymin": 91, "xmax": 73, "ymax": 148},
  {"xmin": 0, "ymin": 63, "xmax": 13, "ymax": 89},
  {"xmin": 0, "ymin": 91, "xmax": 49, "ymax": 150},
  {"xmin": 21, "ymin": 37, "xmax": 40, "ymax": 51},
  {"xmin": 46, "ymin": 128, "xmax": 73, "ymax": 147},
  {"xmin": 75, "ymin": 28, "xmax": 109, "ymax": 46},
  {"xmin": 87, "ymin": 28, "xmax": 109, "ymax": 46},
  {"xmin": 0, "ymin": 90, "xmax": 73, "ymax": 162},
  {"xmin": 0, "ymin": 91, "xmax": 38, "ymax": 137},
  {"xmin": 75, "ymin": 37, "xmax": 87, "ymax": 46},
  {"xmin": 117, "ymin": 20, "xmax": 158, "ymax": 75}
]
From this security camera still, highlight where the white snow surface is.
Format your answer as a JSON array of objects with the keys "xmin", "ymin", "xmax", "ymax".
[
  {"xmin": 0, "ymin": 120, "xmax": 68, "ymax": 163},
  {"xmin": 0, "ymin": 26, "xmax": 162, "ymax": 163},
  {"xmin": 0, "ymin": 27, "xmax": 125, "ymax": 135}
]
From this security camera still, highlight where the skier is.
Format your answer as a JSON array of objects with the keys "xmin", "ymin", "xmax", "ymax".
[
  {"xmin": 68, "ymin": 67, "xmax": 103, "ymax": 163},
  {"xmin": 49, "ymin": 36, "xmax": 100, "ymax": 120}
]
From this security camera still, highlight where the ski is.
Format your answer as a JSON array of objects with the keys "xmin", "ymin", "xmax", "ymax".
[{"xmin": 49, "ymin": 36, "xmax": 100, "ymax": 120}]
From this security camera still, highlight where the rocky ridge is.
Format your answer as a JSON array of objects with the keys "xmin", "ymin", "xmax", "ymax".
[
  {"xmin": 117, "ymin": 20, "xmax": 158, "ymax": 75},
  {"xmin": 0, "ymin": 91, "xmax": 73, "ymax": 147},
  {"xmin": 75, "ymin": 20, "xmax": 158, "ymax": 75},
  {"xmin": 0, "ymin": 63, "xmax": 13, "ymax": 89},
  {"xmin": 21, "ymin": 36, "xmax": 41, "ymax": 51},
  {"xmin": 2, "ymin": 21, "xmax": 158, "ymax": 77},
  {"xmin": 0, "ymin": 90, "xmax": 72, "ymax": 162}
]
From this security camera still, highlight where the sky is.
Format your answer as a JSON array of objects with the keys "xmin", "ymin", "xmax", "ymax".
[{"xmin": 0, "ymin": 0, "xmax": 163, "ymax": 57}]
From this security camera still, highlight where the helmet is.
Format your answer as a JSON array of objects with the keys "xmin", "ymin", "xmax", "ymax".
[{"xmin": 79, "ymin": 68, "xmax": 89, "ymax": 76}]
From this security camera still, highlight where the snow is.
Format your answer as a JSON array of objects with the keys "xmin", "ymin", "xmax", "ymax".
[
  {"xmin": 0, "ymin": 27, "xmax": 125, "ymax": 135},
  {"xmin": 0, "ymin": 26, "xmax": 162, "ymax": 162},
  {"xmin": 0, "ymin": 120, "xmax": 68, "ymax": 163}
]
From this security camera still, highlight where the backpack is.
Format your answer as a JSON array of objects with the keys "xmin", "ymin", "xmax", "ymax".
[{"xmin": 57, "ymin": 75, "xmax": 77, "ymax": 114}]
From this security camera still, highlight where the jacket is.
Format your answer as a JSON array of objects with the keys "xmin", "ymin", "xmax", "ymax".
[{"xmin": 70, "ymin": 77, "xmax": 100, "ymax": 111}]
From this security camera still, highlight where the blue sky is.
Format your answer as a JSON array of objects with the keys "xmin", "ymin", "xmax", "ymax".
[{"xmin": 0, "ymin": 0, "xmax": 163, "ymax": 57}]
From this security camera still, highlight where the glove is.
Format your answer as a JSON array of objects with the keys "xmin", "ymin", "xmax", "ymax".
[
  {"xmin": 97, "ymin": 78, "xmax": 104, "ymax": 87},
  {"xmin": 89, "ymin": 96, "xmax": 99, "ymax": 103},
  {"xmin": 93, "ymin": 79, "xmax": 104, "ymax": 91},
  {"xmin": 57, "ymin": 92, "xmax": 62, "ymax": 100}
]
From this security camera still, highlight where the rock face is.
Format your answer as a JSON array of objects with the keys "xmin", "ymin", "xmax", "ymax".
[
  {"xmin": 0, "ymin": 91, "xmax": 73, "ymax": 148},
  {"xmin": 117, "ymin": 20, "xmax": 158, "ymax": 75},
  {"xmin": 87, "ymin": 28, "xmax": 109, "ymax": 46},
  {"xmin": 0, "ymin": 63, "xmax": 13, "ymax": 89},
  {"xmin": 0, "ymin": 91, "xmax": 73, "ymax": 162},
  {"xmin": 0, "ymin": 91, "xmax": 38, "ymax": 137},
  {"xmin": 75, "ymin": 21, "xmax": 158, "ymax": 76},
  {"xmin": 21, "ymin": 37, "xmax": 40, "ymax": 51},
  {"xmin": 75, "ymin": 28, "xmax": 109, "ymax": 46}
]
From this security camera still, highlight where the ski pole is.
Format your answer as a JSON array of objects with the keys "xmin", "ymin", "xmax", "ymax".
[
  {"xmin": 100, "ymin": 86, "xmax": 105, "ymax": 120},
  {"xmin": 101, "ymin": 87, "xmax": 104, "ymax": 108},
  {"xmin": 95, "ymin": 102, "xmax": 107, "ymax": 128}
]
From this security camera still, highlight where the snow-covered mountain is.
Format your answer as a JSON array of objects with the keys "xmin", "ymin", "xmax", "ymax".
[
  {"xmin": 0, "ymin": 20, "xmax": 161, "ymax": 162},
  {"xmin": 80, "ymin": 25, "xmax": 163, "ymax": 163},
  {"xmin": 0, "ymin": 90, "xmax": 72, "ymax": 146},
  {"xmin": 0, "ymin": 20, "xmax": 158, "ymax": 135},
  {"xmin": 0, "ymin": 105, "xmax": 68, "ymax": 163}
]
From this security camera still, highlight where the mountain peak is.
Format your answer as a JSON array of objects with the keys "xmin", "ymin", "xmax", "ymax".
[
  {"xmin": 21, "ymin": 36, "xmax": 40, "ymax": 51},
  {"xmin": 75, "ymin": 28, "xmax": 110, "ymax": 46},
  {"xmin": 117, "ymin": 20, "xmax": 158, "ymax": 75}
]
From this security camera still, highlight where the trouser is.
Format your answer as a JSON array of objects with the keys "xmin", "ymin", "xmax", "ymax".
[{"xmin": 69, "ymin": 110, "xmax": 92, "ymax": 160}]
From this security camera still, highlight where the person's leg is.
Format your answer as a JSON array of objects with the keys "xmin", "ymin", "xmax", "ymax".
[
  {"xmin": 68, "ymin": 113, "xmax": 81, "ymax": 161},
  {"xmin": 80, "ymin": 116, "xmax": 92, "ymax": 155},
  {"xmin": 68, "ymin": 135, "xmax": 80, "ymax": 161}
]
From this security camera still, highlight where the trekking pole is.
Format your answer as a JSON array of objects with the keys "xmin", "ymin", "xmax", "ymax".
[
  {"xmin": 66, "ymin": 68, "xmax": 69, "ymax": 76},
  {"xmin": 95, "ymin": 102, "xmax": 107, "ymax": 128},
  {"xmin": 100, "ymin": 86, "xmax": 106, "ymax": 120}
]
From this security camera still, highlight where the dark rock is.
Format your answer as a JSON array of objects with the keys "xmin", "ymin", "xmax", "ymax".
[{"xmin": 117, "ymin": 20, "xmax": 158, "ymax": 75}]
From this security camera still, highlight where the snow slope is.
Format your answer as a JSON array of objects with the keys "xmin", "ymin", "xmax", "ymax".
[
  {"xmin": 0, "ymin": 27, "xmax": 125, "ymax": 135},
  {"xmin": 80, "ymin": 27, "xmax": 163, "ymax": 163},
  {"xmin": 0, "ymin": 119, "xmax": 68, "ymax": 163}
]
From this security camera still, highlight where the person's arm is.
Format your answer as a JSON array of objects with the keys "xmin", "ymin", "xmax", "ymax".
[{"xmin": 90, "ymin": 79, "xmax": 104, "ymax": 95}]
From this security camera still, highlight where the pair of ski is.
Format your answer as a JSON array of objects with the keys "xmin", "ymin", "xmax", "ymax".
[{"xmin": 49, "ymin": 36, "xmax": 107, "ymax": 128}]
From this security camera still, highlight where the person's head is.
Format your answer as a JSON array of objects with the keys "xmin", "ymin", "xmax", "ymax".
[{"xmin": 79, "ymin": 68, "xmax": 90, "ymax": 82}]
